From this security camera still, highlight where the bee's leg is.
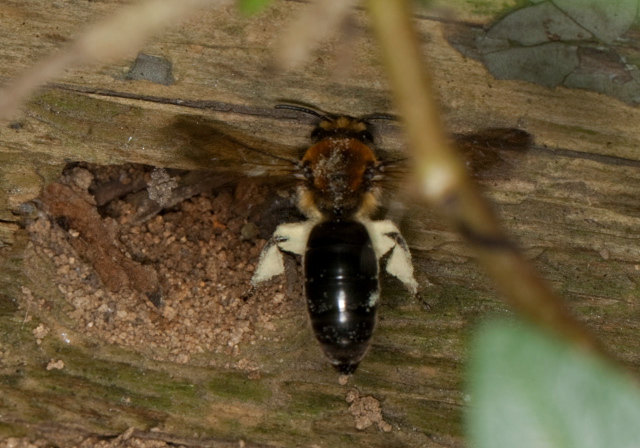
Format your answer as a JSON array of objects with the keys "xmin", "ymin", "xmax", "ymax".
[
  {"xmin": 251, "ymin": 221, "xmax": 313, "ymax": 287},
  {"xmin": 251, "ymin": 236, "xmax": 286, "ymax": 286},
  {"xmin": 365, "ymin": 220, "xmax": 419, "ymax": 295},
  {"xmin": 385, "ymin": 231, "xmax": 419, "ymax": 295}
]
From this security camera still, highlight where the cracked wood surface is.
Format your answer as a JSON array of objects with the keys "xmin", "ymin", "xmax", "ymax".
[{"xmin": 0, "ymin": 1, "xmax": 639, "ymax": 447}]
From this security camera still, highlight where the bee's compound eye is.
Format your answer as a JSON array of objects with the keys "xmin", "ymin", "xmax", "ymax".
[
  {"xmin": 311, "ymin": 128, "xmax": 323, "ymax": 141},
  {"xmin": 364, "ymin": 162, "xmax": 384, "ymax": 184},
  {"xmin": 363, "ymin": 164, "xmax": 376, "ymax": 182},
  {"xmin": 359, "ymin": 130, "xmax": 373, "ymax": 143},
  {"xmin": 304, "ymin": 164, "xmax": 313, "ymax": 180}
]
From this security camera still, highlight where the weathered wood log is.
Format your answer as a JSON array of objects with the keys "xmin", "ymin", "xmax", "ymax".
[{"xmin": 0, "ymin": 1, "xmax": 639, "ymax": 447}]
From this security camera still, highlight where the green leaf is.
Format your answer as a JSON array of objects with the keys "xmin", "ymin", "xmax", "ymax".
[
  {"xmin": 552, "ymin": 0, "xmax": 638, "ymax": 43},
  {"xmin": 467, "ymin": 319, "xmax": 640, "ymax": 448},
  {"xmin": 238, "ymin": 0, "xmax": 274, "ymax": 16}
]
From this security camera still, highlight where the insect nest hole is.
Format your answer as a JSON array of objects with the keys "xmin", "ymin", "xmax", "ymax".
[{"xmin": 24, "ymin": 162, "xmax": 302, "ymax": 370}]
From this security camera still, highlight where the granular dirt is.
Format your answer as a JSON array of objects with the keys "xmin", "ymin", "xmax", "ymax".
[
  {"xmin": 0, "ymin": 430, "xmax": 186, "ymax": 448},
  {"xmin": 25, "ymin": 163, "xmax": 298, "ymax": 368},
  {"xmin": 345, "ymin": 389, "xmax": 392, "ymax": 432}
]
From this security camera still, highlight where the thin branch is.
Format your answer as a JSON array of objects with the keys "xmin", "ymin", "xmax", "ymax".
[
  {"xmin": 366, "ymin": 0, "xmax": 608, "ymax": 358},
  {"xmin": 272, "ymin": 0, "xmax": 358, "ymax": 71},
  {"xmin": 0, "ymin": 0, "xmax": 226, "ymax": 121}
]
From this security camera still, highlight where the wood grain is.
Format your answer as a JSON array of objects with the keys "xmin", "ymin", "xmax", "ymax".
[{"xmin": 0, "ymin": 1, "xmax": 638, "ymax": 447}]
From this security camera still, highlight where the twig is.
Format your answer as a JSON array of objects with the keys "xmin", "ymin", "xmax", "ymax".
[
  {"xmin": 0, "ymin": 0, "xmax": 224, "ymax": 121},
  {"xmin": 272, "ymin": 0, "xmax": 358, "ymax": 71},
  {"xmin": 366, "ymin": 0, "xmax": 608, "ymax": 358},
  {"xmin": 21, "ymin": 302, "xmax": 31, "ymax": 329}
]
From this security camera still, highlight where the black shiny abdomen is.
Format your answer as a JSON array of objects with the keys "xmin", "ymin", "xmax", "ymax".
[{"xmin": 304, "ymin": 220, "xmax": 378, "ymax": 373}]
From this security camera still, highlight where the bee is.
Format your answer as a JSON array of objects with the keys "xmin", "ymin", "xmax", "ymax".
[
  {"xmin": 251, "ymin": 105, "xmax": 419, "ymax": 374},
  {"xmin": 164, "ymin": 105, "xmax": 530, "ymax": 373}
]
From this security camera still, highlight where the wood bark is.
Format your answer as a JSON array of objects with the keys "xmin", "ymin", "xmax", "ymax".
[{"xmin": 0, "ymin": 1, "xmax": 639, "ymax": 447}]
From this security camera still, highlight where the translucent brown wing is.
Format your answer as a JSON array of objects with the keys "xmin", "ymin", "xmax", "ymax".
[
  {"xmin": 454, "ymin": 128, "xmax": 533, "ymax": 178},
  {"xmin": 164, "ymin": 115, "xmax": 300, "ymax": 181},
  {"xmin": 377, "ymin": 127, "xmax": 532, "ymax": 223},
  {"xmin": 381, "ymin": 127, "xmax": 533, "ymax": 189},
  {"xmin": 84, "ymin": 116, "xmax": 301, "ymax": 229}
]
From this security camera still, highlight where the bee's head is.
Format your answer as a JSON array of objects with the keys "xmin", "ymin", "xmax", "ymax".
[
  {"xmin": 276, "ymin": 104, "xmax": 389, "ymax": 220},
  {"xmin": 275, "ymin": 104, "xmax": 376, "ymax": 146},
  {"xmin": 311, "ymin": 116, "xmax": 374, "ymax": 145}
]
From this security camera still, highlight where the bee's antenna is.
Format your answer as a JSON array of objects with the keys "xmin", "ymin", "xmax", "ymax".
[
  {"xmin": 379, "ymin": 157, "xmax": 407, "ymax": 166},
  {"xmin": 362, "ymin": 113, "xmax": 397, "ymax": 121},
  {"xmin": 275, "ymin": 104, "xmax": 332, "ymax": 122}
]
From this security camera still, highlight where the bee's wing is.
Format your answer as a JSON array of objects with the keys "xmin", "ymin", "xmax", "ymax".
[
  {"xmin": 380, "ymin": 127, "xmax": 532, "ymax": 185},
  {"xmin": 165, "ymin": 115, "xmax": 300, "ymax": 172},
  {"xmin": 89, "ymin": 116, "xmax": 301, "ymax": 226},
  {"xmin": 454, "ymin": 128, "xmax": 533, "ymax": 179},
  {"xmin": 377, "ymin": 127, "xmax": 532, "ymax": 220}
]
